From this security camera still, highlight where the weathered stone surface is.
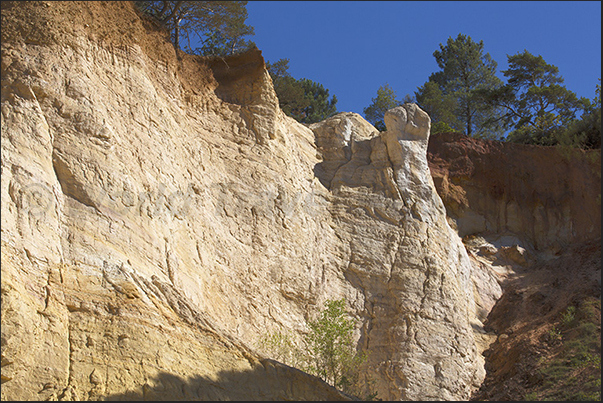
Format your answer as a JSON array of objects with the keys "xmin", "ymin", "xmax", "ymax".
[
  {"xmin": 0, "ymin": 2, "xmax": 505, "ymax": 401},
  {"xmin": 1, "ymin": 2, "xmax": 352, "ymax": 400},
  {"xmin": 0, "ymin": 241, "xmax": 353, "ymax": 401},
  {"xmin": 308, "ymin": 106, "xmax": 496, "ymax": 400},
  {"xmin": 428, "ymin": 131, "xmax": 601, "ymax": 252},
  {"xmin": 310, "ymin": 112, "xmax": 379, "ymax": 189},
  {"xmin": 427, "ymin": 132, "xmax": 601, "ymax": 402}
]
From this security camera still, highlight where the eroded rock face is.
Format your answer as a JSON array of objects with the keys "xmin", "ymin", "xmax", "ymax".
[
  {"xmin": 2, "ymin": 2, "xmax": 496, "ymax": 401},
  {"xmin": 426, "ymin": 132, "xmax": 601, "ymax": 401},
  {"xmin": 310, "ymin": 107, "xmax": 496, "ymax": 400},
  {"xmin": 427, "ymin": 132, "xmax": 601, "ymax": 253},
  {"xmin": 1, "ymin": 2, "xmax": 350, "ymax": 400}
]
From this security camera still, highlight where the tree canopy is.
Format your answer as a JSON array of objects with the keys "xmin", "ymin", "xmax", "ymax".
[
  {"xmin": 414, "ymin": 81, "xmax": 460, "ymax": 134},
  {"xmin": 297, "ymin": 79, "xmax": 338, "ymax": 124},
  {"xmin": 415, "ymin": 33, "xmax": 506, "ymax": 139},
  {"xmin": 557, "ymin": 79, "xmax": 601, "ymax": 149},
  {"xmin": 267, "ymin": 59, "xmax": 337, "ymax": 124},
  {"xmin": 362, "ymin": 83, "xmax": 403, "ymax": 131},
  {"xmin": 477, "ymin": 50, "xmax": 589, "ymax": 146},
  {"xmin": 135, "ymin": 1, "xmax": 255, "ymax": 56}
]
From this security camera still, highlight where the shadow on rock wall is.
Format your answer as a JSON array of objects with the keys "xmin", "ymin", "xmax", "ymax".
[{"xmin": 103, "ymin": 359, "xmax": 355, "ymax": 401}]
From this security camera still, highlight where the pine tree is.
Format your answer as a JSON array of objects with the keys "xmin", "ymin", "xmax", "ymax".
[
  {"xmin": 479, "ymin": 50, "xmax": 587, "ymax": 146},
  {"xmin": 417, "ymin": 33, "xmax": 506, "ymax": 139},
  {"xmin": 267, "ymin": 59, "xmax": 338, "ymax": 124},
  {"xmin": 135, "ymin": 1, "xmax": 255, "ymax": 55},
  {"xmin": 363, "ymin": 83, "xmax": 402, "ymax": 131},
  {"xmin": 415, "ymin": 81, "xmax": 460, "ymax": 134}
]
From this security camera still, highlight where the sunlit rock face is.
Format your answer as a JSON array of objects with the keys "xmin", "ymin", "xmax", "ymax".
[
  {"xmin": 310, "ymin": 106, "xmax": 491, "ymax": 400},
  {"xmin": 1, "ymin": 2, "xmax": 495, "ymax": 401},
  {"xmin": 1, "ymin": 2, "xmax": 349, "ymax": 400}
]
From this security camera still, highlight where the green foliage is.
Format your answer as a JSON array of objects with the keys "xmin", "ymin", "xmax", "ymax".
[
  {"xmin": 305, "ymin": 299, "xmax": 361, "ymax": 390},
  {"xmin": 415, "ymin": 35, "xmax": 598, "ymax": 145},
  {"xmin": 266, "ymin": 58, "xmax": 291, "ymax": 80},
  {"xmin": 402, "ymin": 93, "xmax": 416, "ymax": 104},
  {"xmin": 415, "ymin": 80, "xmax": 461, "ymax": 133},
  {"xmin": 547, "ymin": 326, "xmax": 563, "ymax": 343},
  {"xmin": 431, "ymin": 121, "xmax": 456, "ymax": 135},
  {"xmin": 267, "ymin": 59, "xmax": 338, "ymax": 124},
  {"xmin": 194, "ymin": 24, "xmax": 255, "ymax": 56},
  {"xmin": 259, "ymin": 298, "xmax": 377, "ymax": 400},
  {"xmin": 363, "ymin": 83, "xmax": 403, "ymax": 131},
  {"xmin": 135, "ymin": 1, "xmax": 255, "ymax": 55},
  {"xmin": 526, "ymin": 297, "xmax": 601, "ymax": 401},
  {"xmin": 556, "ymin": 79, "xmax": 601, "ymax": 149},
  {"xmin": 561, "ymin": 306, "xmax": 577, "ymax": 327},
  {"xmin": 577, "ymin": 353, "xmax": 601, "ymax": 370},
  {"xmin": 296, "ymin": 79, "xmax": 338, "ymax": 124},
  {"xmin": 258, "ymin": 331, "xmax": 303, "ymax": 368},
  {"xmin": 267, "ymin": 59, "xmax": 308, "ymax": 119},
  {"xmin": 479, "ymin": 50, "xmax": 587, "ymax": 146},
  {"xmin": 578, "ymin": 298, "xmax": 601, "ymax": 322},
  {"xmin": 418, "ymin": 33, "xmax": 506, "ymax": 139}
]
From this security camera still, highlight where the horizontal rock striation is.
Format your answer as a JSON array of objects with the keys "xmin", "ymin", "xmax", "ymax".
[{"xmin": 428, "ymin": 132, "xmax": 601, "ymax": 253}]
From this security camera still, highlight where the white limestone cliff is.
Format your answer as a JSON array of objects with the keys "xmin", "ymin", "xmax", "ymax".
[
  {"xmin": 310, "ymin": 108, "xmax": 497, "ymax": 399},
  {"xmin": 1, "ymin": 2, "xmax": 500, "ymax": 400}
]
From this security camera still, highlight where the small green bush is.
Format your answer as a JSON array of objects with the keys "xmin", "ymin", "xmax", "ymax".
[
  {"xmin": 258, "ymin": 330, "xmax": 303, "ymax": 368},
  {"xmin": 532, "ymin": 297, "xmax": 601, "ymax": 401},
  {"xmin": 431, "ymin": 121, "xmax": 455, "ymax": 135},
  {"xmin": 260, "ymin": 298, "xmax": 378, "ymax": 400},
  {"xmin": 547, "ymin": 326, "xmax": 563, "ymax": 343},
  {"xmin": 561, "ymin": 306, "xmax": 577, "ymax": 326}
]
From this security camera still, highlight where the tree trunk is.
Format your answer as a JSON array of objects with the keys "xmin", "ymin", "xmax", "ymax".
[
  {"xmin": 174, "ymin": 16, "xmax": 182, "ymax": 50},
  {"xmin": 161, "ymin": 0, "xmax": 184, "ymax": 23}
]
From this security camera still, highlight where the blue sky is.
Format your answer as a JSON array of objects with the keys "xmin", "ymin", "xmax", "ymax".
[{"xmin": 245, "ymin": 1, "xmax": 602, "ymax": 117}]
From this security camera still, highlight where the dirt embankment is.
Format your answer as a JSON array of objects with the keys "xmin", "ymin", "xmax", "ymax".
[
  {"xmin": 427, "ymin": 132, "xmax": 601, "ymax": 401},
  {"xmin": 427, "ymin": 132, "xmax": 601, "ymax": 251},
  {"xmin": 470, "ymin": 239, "xmax": 600, "ymax": 401}
]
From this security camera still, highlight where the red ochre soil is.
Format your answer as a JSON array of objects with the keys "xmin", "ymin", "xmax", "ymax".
[
  {"xmin": 427, "ymin": 132, "xmax": 601, "ymax": 248},
  {"xmin": 428, "ymin": 132, "xmax": 601, "ymax": 401},
  {"xmin": 472, "ymin": 239, "xmax": 600, "ymax": 401}
]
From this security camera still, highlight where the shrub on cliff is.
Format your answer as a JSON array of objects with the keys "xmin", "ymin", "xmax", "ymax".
[
  {"xmin": 259, "ymin": 298, "xmax": 377, "ymax": 400},
  {"xmin": 267, "ymin": 58, "xmax": 338, "ymax": 124},
  {"xmin": 305, "ymin": 299, "xmax": 366, "ymax": 392}
]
